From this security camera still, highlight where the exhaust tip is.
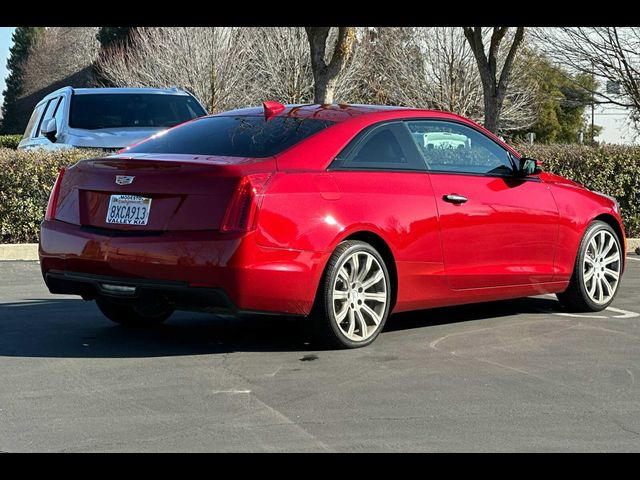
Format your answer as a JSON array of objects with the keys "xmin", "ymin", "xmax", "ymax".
[{"xmin": 100, "ymin": 283, "xmax": 137, "ymax": 296}]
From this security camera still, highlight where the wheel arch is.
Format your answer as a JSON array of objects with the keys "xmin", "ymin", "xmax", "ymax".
[
  {"xmin": 338, "ymin": 230, "xmax": 398, "ymax": 312},
  {"xmin": 593, "ymin": 213, "xmax": 626, "ymax": 270}
]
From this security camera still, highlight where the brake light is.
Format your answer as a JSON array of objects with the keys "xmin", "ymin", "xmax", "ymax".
[
  {"xmin": 45, "ymin": 168, "xmax": 66, "ymax": 221},
  {"xmin": 221, "ymin": 173, "xmax": 273, "ymax": 233}
]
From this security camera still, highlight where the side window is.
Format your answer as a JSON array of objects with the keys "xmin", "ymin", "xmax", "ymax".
[
  {"xmin": 331, "ymin": 123, "xmax": 426, "ymax": 171},
  {"xmin": 22, "ymin": 102, "xmax": 47, "ymax": 140},
  {"xmin": 35, "ymin": 98, "xmax": 58, "ymax": 137},
  {"xmin": 406, "ymin": 120, "xmax": 514, "ymax": 175},
  {"xmin": 53, "ymin": 96, "xmax": 66, "ymax": 129}
]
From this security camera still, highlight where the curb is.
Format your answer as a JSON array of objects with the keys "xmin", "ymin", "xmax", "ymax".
[
  {"xmin": 1, "ymin": 240, "xmax": 639, "ymax": 262},
  {"xmin": 0, "ymin": 243, "xmax": 39, "ymax": 261}
]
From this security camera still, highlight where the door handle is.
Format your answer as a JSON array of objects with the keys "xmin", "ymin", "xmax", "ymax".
[{"xmin": 443, "ymin": 194, "xmax": 468, "ymax": 204}]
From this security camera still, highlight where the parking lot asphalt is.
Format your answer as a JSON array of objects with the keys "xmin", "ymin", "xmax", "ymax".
[{"xmin": 1, "ymin": 257, "xmax": 640, "ymax": 452}]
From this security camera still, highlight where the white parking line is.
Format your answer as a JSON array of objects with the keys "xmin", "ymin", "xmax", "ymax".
[{"xmin": 626, "ymin": 256, "xmax": 640, "ymax": 262}]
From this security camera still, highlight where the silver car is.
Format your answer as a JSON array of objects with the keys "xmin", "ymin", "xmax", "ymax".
[{"xmin": 18, "ymin": 86, "xmax": 207, "ymax": 152}]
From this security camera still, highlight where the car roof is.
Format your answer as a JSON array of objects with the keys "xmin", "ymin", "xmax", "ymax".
[
  {"xmin": 215, "ymin": 103, "xmax": 477, "ymax": 125},
  {"xmin": 38, "ymin": 86, "xmax": 193, "ymax": 101},
  {"xmin": 72, "ymin": 87, "xmax": 192, "ymax": 96}
]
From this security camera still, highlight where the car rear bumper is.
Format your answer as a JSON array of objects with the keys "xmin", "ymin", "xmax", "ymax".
[{"xmin": 39, "ymin": 220, "xmax": 329, "ymax": 315}]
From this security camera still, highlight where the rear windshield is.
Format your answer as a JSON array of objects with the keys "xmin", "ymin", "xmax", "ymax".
[
  {"xmin": 69, "ymin": 93, "xmax": 207, "ymax": 130},
  {"xmin": 125, "ymin": 115, "xmax": 336, "ymax": 157}
]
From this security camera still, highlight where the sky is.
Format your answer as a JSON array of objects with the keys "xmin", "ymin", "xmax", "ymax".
[
  {"xmin": 0, "ymin": 26, "xmax": 636, "ymax": 143},
  {"xmin": 0, "ymin": 27, "xmax": 16, "ymax": 109}
]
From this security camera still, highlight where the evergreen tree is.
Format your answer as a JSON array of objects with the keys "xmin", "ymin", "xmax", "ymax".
[
  {"xmin": 523, "ymin": 51, "xmax": 602, "ymax": 144},
  {"xmin": 0, "ymin": 27, "xmax": 43, "ymax": 134}
]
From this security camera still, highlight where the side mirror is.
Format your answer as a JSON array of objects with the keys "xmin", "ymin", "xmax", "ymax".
[
  {"xmin": 519, "ymin": 157, "xmax": 542, "ymax": 176},
  {"xmin": 41, "ymin": 118, "xmax": 57, "ymax": 143}
]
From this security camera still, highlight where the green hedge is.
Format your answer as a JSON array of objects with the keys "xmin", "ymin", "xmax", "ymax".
[
  {"xmin": 0, "ymin": 148, "xmax": 102, "ymax": 243},
  {"xmin": 517, "ymin": 144, "xmax": 640, "ymax": 238},
  {"xmin": 0, "ymin": 135, "xmax": 22, "ymax": 149},
  {"xmin": 0, "ymin": 145, "xmax": 638, "ymax": 244}
]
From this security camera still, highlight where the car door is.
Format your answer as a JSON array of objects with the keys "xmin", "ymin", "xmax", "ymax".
[
  {"xmin": 405, "ymin": 119, "xmax": 559, "ymax": 290},
  {"xmin": 328, "ymin": 121, "xmax": 449, "ymax": 307}
]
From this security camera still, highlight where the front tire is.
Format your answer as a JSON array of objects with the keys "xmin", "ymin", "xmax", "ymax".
[
  {"xmin": 96, "ymin": 297, "xmax": 174, "ymax": 327},
  {"xmin": 312, "ymin": 240, "xmax": 392, "ymax": 349},
  {"xmin": 557, "ymin": 220, "xmax": 623, "ymax": 311}
]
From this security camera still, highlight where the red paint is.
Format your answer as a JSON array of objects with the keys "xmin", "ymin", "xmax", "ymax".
[
  {"xmin": 262, "ymin": 100, "xmax": 286, "ymax": 117},
  {"xmin": 40, "ymin": 104, "xmax": 626, "ymax": 316}
]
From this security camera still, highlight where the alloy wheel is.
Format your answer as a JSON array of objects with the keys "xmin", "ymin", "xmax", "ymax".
[{"xmin": 331, "ymin": 251, "xmax": 388, "ymax": 342}]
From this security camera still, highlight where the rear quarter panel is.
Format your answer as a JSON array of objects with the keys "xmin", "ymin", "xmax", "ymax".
[{"xmin": 255, "ymin": 171, "xmax": 447, "ymax": 312}]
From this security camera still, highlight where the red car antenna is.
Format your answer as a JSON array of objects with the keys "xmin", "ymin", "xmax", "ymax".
[{"xmin": 263, "ymin": 101, "xmax": 285, "ymax": 118}]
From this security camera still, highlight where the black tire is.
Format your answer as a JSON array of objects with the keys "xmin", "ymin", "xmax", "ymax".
[
  {"xmin": 311, "ymin": 240, "xmax": 392, "ymax": 349},
  {"xmin": 557, "ymin": 220, "xmax": 623, "ymax": 312},
  {"xmin": 96, "ymin": 297, "xmax": 174, "ymax": 327}
]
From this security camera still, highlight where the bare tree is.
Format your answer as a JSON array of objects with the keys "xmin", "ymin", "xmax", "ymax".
[
  {"xmin": 462, "ymin": 27, "xmax": 526, "ymax": 133},
  {"xmin": 21, "ymin": 27, "xmax": 100, "ymax": 96},
  {"xmin": 534, "ymin": 27, "xmax": 640, "ymax": 133},
  {"xmin": 358, "ymin": 27, "xmax": 537, "ymax": 132},
  {"xmin": 236, "ymin": 27, "xmax": 366, "ymax": 106},
  {"xmin": 95, "ymin": 27, "xmax": 249, "ymax": 112},
  {"xmin": 304, "ymin": 27, "xmax": 357, "ymax": 104}
]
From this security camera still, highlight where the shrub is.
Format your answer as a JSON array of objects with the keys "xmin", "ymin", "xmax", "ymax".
[
  {"xmin": 0, "ymin": 135, "xmax": 23, "ymax": 149},
  {"xmin": 0, "ymin": 144, "xmax": 638, "ymax": 244},
  {"xmin": 0, "ymin": 148, "xmax": 103, "ymax": 243},
  {"xmin": 516, "ymin": 144, "xmax": 640, "ymax": 238}
]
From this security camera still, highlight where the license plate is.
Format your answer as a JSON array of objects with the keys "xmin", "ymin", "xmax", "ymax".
[{"xmin": 106, "ymin": 195, "xmax": 152, "ymax": 226}]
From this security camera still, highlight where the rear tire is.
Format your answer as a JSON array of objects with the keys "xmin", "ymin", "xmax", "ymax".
[
  {"xmin": 96, "ymin": 297, "xmax": 174, "ymax": 327},
  {"xmin": 557, "ymin": 220, "xmax": 623, "ymax": 312},
  {"xmin": 311, "ymin": 240, "xmax": 391, "ymax": 349}
]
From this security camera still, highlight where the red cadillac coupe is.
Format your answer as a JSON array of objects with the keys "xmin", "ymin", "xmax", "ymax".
[{"xmin": 39, "ymin": 103, "xmax": 626, "ymax": 348}]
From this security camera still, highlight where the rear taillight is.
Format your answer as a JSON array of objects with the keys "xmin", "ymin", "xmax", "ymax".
[
  {"xmin": 44, "ymin": 168, "xmax": 66, "ymax": 221},
  {"xmin": 221, "ymin": 173, "xmax": 273, "ymax": 233}
]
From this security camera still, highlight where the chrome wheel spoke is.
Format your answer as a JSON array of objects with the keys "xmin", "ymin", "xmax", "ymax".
[
  {"xmin": 603, "ymin": 253, "xmax": 620, "ymax": 266},
  {"xmin": 337, "ymin": 267, "xmax": 350, "ymax": 285},
  {"xmin": 346, "ymin": 309, "xmax": 356, "ymax": 336},
  {"xmin": 602, "ymin": 236, "xmax": 615, "ymax": 257},
  {"xmin": 355, "ymin": 309, "xmax": 368, "ymax": 338},
  {"xmin": 356, "ymin": 255, "xmax": 373, "ymax": 282},
  {"xmin": 604, "ymin": 268, "xmax": 619, "ymax": 280},
  {"xmin": 333, "ymin": 290, "xmax": 349, "ymax": 300},
  {"xmin": 597, "ymin": 279, "xmax": 604, "ymax": 303},
  {"xmin": 584, "ymin": 268, "xmax": 595, "ymax": 282},
  {"xmin": 598, "ymin": 231, "xmax": 606, "ymax": 255},
  {"xmin": 601, "ymin": 277, "xmax": 613, "ymax": 298},
  {"xmin": 588, "ymin": 275, "xmax": 597, "ymax": 297},
  {"xmin": 335, "ymin": 301, "xmax": 349, "ymax": 322},
  {"xmin": 361, "ymin": 303, "xmax": 381, "ymax": 326},
  {"xmin": 349, "ymin": 254, "xmax": 360, "ymax": 282},
  {"xmin": 362, "ymin": 270, "xmax": 383, "ymax": 290},
  {"xmin": 363, "ymin": 292, "xmax": 386, "ymax": 303}
]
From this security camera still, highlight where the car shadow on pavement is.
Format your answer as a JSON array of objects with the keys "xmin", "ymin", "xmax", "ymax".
[
  {"xmin": 387, "ymin": 296, "xmax": 563, "ymax": 332},
  {"xmin": 0, "ymin": 296, "xmax": 564, "ymax": 359}
]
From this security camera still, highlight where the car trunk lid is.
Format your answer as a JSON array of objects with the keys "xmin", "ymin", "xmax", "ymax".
[{"xmin": 55, "ymin": 153, "xmax": 276, "ymax": 232}]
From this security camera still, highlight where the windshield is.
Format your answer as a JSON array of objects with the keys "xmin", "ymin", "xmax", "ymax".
[
  {"xmin": 125, "ymin": 115, "xmax": 336, "ymax": 158},
  {"xmin": 69, "ymin": 93, "xmax": 206, "ymax": 130}
]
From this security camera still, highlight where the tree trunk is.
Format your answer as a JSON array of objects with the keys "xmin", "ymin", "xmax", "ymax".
[
  {"xmin": 305, "ymin": 27, "xmax": 355, "ymax": 104},
  {"xmin": 483, "ymin": 91, "xmax": 500, "ymax": 134},
  {"xmin": 313, "ymin": 74, "xmax": 338, "ymax": 104},
  {"xmin": 462, "ymin": 27, "xmax": 525, "ymax": 134}
]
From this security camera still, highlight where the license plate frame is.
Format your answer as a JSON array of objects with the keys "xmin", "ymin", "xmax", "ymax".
[{"xmin": 105, "ymin": 194, "xmax": 152, "ymax": 226}]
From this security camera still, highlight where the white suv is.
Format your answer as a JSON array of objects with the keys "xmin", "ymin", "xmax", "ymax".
[{"xmin": 18, "ymin": 86, "xmax": 207, "ymax": 152}]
